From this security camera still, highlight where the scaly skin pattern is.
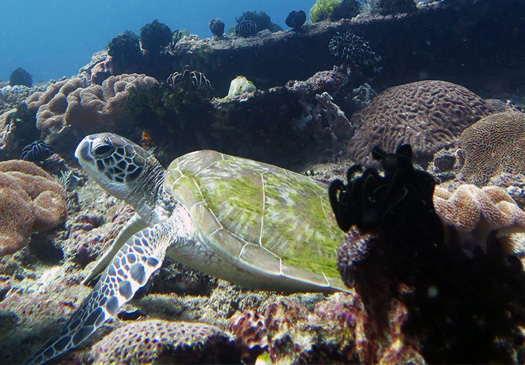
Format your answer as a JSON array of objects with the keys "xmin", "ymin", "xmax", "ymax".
[
  {"xmin": 26, "ymin": 133, "xmax": 345, "ymax": 363},
  {"xmin": 26, "ymin": 212, "xmax": 192, "ymax": 364}
]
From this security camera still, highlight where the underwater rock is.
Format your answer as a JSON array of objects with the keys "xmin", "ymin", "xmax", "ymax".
[
  {"xmin": 91, "ymin": 320, "xmax": 236, "ymax": 364},
  {"xmin": 229, "ymin": 293, "xmax": 362, "ymax": 363},
  {"xmin": 227, "ymin": 75, "xmax": 256, "ymax": 98},
  {"xmin": 459, "ymin": 111, "xmax": 525, "ymax": 186},
  {"xmin": 209, "ymin": 18, "xmax": 225, "ymax": 37},
  {"xmin": 349, "ymin": 80, "xmax": 499, "ymax": 167},
  {"xmin": 285, "ymin": 10, "xmax": 307, "ymax": 30}
]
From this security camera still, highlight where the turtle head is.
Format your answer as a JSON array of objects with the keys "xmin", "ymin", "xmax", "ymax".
[{"xmin": 75, "ymin": 133, "xmax": 165, "ymax": 221}]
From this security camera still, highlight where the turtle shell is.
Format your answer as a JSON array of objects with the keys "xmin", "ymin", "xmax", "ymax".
[{"xmin": 164, "ymin": 150, "xmax": 346, "ymax": 290}]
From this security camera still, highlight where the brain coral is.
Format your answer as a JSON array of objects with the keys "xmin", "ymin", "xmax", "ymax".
[
  {"xmin": 349, "ymin": 80, "xmax": 496, "ymax": 166},
  {"xmin": 433, "ymin": 184, "xmax": 525, "ymax": 255},
  {"xmin": 459, "ymin": 111, "xmax": 525, "ymax": 186},
  {"xmin": 91, "ymin": 320, "xmax": 234, "ymax": 364},
  {"xmin": 28, "ymin": 74, "xmax": 157, "ymax": 144},
  {"xmin": 0, "ymin": 160, "xmax": 67, "ymax": 256}
]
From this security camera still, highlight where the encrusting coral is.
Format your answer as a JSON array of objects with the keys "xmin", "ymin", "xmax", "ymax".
[
  {"xmin": 349, "ymin": 80, "xmax": 497, "ymax": 166},
  {"xmin": 433, "ymin": 184, "xmax": 525, "ymax": 255},
  {"xmin": 90, "ymin": 320, "xmax": 236, "ymax": 364},
  {"xmin": 460, "ymin": 111, "xmax": 525, "ymax": 186},
  {"xmin": 0, "ymin": 160, "xmax": 67, "ymax": 256}
]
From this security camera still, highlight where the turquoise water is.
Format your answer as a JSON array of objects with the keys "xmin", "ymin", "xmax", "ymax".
[{"xmin": 0, "ymin": 0, "xmax": 309, "ymax": 82}]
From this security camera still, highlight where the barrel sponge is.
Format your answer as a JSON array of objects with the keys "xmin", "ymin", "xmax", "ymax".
[
  {"xmin": 91, "ymin": 320, "xmax": 232, "ymax": 363},
  {"xmin": 0, "ymin": 160, "xmax": 67, "ymax": 256},
  {"xmin": 349, "ymin": 80, "xmax": 496, "ymax": 166},
  {"xmin": 460, "ymin": 111, "xmax": 525, "ymax": 186}
]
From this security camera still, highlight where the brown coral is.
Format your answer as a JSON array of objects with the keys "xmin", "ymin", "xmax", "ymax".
[
  {"xmin": 91, "ymin": 320, "xmax": 234, "ymax": 364},
  {"xmin": 349, "ymin": 80, "xmax": 496, "ymax": 166},
  {"xmin": 0, "ymin": 160, "xmax": 67, "ymax": 256},
  {"xmin": 433, "ymin": 184, "xmax": 525, "ymax": 254},
  {"xmin": 27, "ymin": 74, "xmax": 157, "ymax": 143},
  {"xmin": 459, "ymin": 111, "xmax": 525, "ymax": 186}
]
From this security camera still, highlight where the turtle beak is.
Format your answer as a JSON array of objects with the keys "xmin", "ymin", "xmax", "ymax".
[{"xmin": 75, "ymin": 137, "xmax": 92, "ymax": 165}]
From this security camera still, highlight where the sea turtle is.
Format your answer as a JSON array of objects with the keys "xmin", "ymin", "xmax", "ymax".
[{"xmin": 27, "ymin": 133, "xmax": 346, "ymax": 363}]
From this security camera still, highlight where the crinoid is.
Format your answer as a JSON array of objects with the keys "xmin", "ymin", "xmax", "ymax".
[
  {"xmin": 167, "ymin": 65, "xmax": 212, "ymax": 91},
  {"xmin": 329, "ymin": 144, "xmax": 441, "ymax": 238}
]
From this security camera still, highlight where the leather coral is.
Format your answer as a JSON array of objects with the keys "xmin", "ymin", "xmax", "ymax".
[
  {"xmin": 433, "ymin": 184, "xmax": 525, "ymax": 255},
  {"xmin": 0, "ymin": 160, "xmax": 67, "ymax": 256}
]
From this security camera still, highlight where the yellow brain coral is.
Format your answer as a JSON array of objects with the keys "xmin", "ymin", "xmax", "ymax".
[
  {"xmin": 0, "ymin": 160, "xmax": 67, "ymax": 256},
  {"xmin": 433, "ymin": 184, "xmax": 525, "ymax": 255},
  {"xmin": 460, "ymin": 111, "xmax": 525, "ymax": 186}
]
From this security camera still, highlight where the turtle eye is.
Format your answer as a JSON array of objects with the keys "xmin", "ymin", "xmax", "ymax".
[{"xmin": 93, "ymin": 144, "xmax": 114, "ymax": 157}]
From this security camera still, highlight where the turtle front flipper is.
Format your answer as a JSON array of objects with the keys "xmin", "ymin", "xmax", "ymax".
[
  {"xmin": 82, "ymin": 213, "xmax": 149, "ymax": 285},
  {"xmin": 25, "ymin": 222, "xmax": 173, "ymax": 364}
]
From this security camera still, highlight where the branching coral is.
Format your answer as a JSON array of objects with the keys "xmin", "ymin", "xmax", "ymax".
[
  {"xmin": 0, "ymin": 160, "xmax": 67, "ymax": 256},
  {"xmin": 349, "ymin": 80, "xmax": 497, "ymax": 166},
  {"xmin": 460, "ymin": 111, "xmax": 525, "ymax": 186}
]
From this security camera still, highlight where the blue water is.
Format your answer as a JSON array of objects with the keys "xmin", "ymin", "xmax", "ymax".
[{"xmin": 0, "ymin": 0, "xmax": 310, "ymax": 83}]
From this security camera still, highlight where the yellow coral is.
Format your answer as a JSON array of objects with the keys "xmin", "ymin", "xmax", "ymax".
[
  {"xmin": 0, "ymin": 160, "xmax": 67, "ymax": 256},
  {"xmin": 309, "ymin": 0, "xmax": 341, "ymax": 23}
]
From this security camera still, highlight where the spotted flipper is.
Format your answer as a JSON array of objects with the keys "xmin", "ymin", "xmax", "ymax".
[
  {"xmin": 82, "ymin": 213, "xmax": 149, "ymax": 285},
  {"xmin": 26, "ymin": 222, "xmax": 172, "ymax": 364}
]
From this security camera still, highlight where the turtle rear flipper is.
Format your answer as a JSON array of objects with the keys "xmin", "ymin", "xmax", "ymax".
[
  {"xmin": 26, "ymin": 221, "xmax": 173, "ymax": 364},
  {"xmin": 82, "ymin": 213, "xmax": 149, "ymax": 285}
]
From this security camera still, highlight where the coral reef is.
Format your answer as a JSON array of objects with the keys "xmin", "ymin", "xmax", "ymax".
[
  {"xmin": 139, "ymin": 20, "xmax": 172, "ymax": 54},
  {"xmin": 329, "ymin": 31, "xmax": 382, "ymax": 77},
  {"xmin": 91, "ymin": 320, "xmax": 236, "ymax": 363},
  {"xmin": 349, "ymin": 80, "xmax": 498, "ymax": 166},
  {"xmin": 0, "ymin": 102, "xmax": 40, "ymax": 160},
  {"xmin": 107, "ymin": 31, "xmax": 143, "ymax": 74},
  {"xmin": 309, "ymin": 0, "xmax": 341, "ymax": 23},
  {"xmin": 228, "ymin": 293, "xmax": 361, "ymax": 363},
  {"xmin": 459, "ymin": 111, "xmax": 525, "ymax": 186},
  {"xmin": 20, "ymin": 140, "xmax": 53, "ymax": 162},
  {"xmin": 27, "ymin": 74, "xmax": 157, "ymax": 152},
  {"xmin": 285, "ymin": 10, "xmax": 307, "ymax": 30},
  {"xmin": 209, "ymin": 18, "xmax": 225, "ymax": 37},
  {"xmin": 333, "ymin": 151, "xmax": 525, "ymax": 363},
  {"xmin": 0, "ymin": 160, "xmax": 66, "ymax": 256},
  {"xmin": 9, "ymin": 67, "xmax": 32, "ymax": 87},
  {"xmin": 433, "ymin": 184, "xmax": 525, "ymax": 255}
]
